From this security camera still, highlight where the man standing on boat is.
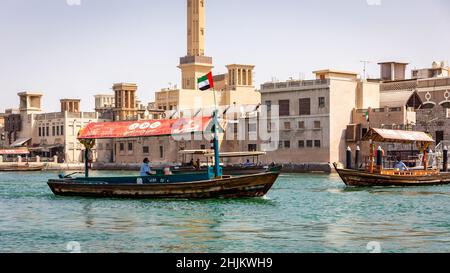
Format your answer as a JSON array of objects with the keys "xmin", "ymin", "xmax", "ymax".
[{"xmin": 140, "ymin": 158, "xmax": 153, "ymax": 176}]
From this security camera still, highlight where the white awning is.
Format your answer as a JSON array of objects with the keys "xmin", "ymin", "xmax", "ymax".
[{"xmin": 10, "ymin": 138, "xmax": 31, "ymax": 147}]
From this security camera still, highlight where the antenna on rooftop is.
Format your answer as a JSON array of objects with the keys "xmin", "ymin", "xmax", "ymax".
[{"xmin": 360, "ymin": 60, "xmax": 372, "ymax": 81}]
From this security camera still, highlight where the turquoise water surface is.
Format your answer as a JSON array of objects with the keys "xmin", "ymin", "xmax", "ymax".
[{"xmin": 1, "ymin": 171, "xmax": 450, "ymax": 253}]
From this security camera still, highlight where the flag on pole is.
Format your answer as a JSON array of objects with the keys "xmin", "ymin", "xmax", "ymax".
[
  {"xmin": 198, "ymin": 72, "xmax": 214, "ymax": 91},
  {"xmin": 365, "ymin": 107, "xmax": 371, "ymax": 122}
]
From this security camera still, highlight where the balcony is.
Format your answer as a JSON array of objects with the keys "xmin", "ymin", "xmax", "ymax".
[{"xmin": 179, "ymin": 56, "xmax": 213, "ymax": 65}]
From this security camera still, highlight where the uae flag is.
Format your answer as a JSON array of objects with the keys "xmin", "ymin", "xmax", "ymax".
[
  {"xmin": 198, "ymin": 72, "xmax": 214, "ymax": 91},
  {"xmin": 365, "ymin": 107, "xmax": 372, "ymax": 122}
]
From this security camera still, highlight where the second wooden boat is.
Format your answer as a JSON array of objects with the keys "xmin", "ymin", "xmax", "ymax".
[{"xmin": 334, "ymin": 128, "xmax": 450, "ymax": 187}]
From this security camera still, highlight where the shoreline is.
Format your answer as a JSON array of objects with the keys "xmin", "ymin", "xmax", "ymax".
[{"xmin": 0, "ymin": 162, "xmax": 335, "ymax": 174}]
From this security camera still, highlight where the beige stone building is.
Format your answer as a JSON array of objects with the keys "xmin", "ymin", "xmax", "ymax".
[{"xmin": 257, "ymin": 70, "xmax": 380, "ymax": 170}]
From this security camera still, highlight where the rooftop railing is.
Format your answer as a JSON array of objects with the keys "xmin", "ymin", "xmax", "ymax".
[{"xmin": 261, "ymin": 79, "xmax": 330, "ymax": 91}]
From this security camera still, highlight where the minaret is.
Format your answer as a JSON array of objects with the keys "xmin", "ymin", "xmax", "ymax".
[
  {"xmin": 187, "ymin": 0, "xmax": 205, "ymax": 56},
  {"xmin": 179, "ymin": 0, "xmax": 213, "ymax": 90}
]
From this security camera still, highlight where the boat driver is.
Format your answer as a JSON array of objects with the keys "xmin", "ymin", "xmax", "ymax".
[{"xmin": 140, "ymin": 158, "xmax": 153, "ymax": 176}]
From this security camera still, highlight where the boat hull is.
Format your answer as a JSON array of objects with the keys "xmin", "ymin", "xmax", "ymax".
[
  {"xmin": 333, "ymin": 163, "xmax": 450, "ymax": 187},
  {"xmin": 47, "ymin": 172, "xmax": 280, "ymax": 199}
]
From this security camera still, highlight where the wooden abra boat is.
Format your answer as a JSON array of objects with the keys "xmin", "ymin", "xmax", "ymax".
[
  {"xmin": 47, "ymin": 114, "xmax": 281, "ymax": 199},
  {"xmin": 334, "ymin": 128, "xmax": 450, "ymax": 187},
  {"xmin": 48, "ymin": 168, "xmax": 280, "ymax": 199},
  {"xmin": 334, "ymin": 163, "xmax": 450, "ymax": 187}
]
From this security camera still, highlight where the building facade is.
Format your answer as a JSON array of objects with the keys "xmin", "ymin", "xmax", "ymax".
[
  {"xmin": 257, "ymin": 70, "xmax": 381, "ymax": 169},
  {"xmin": 2, "ymin": 92, "xmax": 110, "ymax": 163},
  {"xmin": 374, "ymin": 61, "xmax": 450, "ymax": 149}
]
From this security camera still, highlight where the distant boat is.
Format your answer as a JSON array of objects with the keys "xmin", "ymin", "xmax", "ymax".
[
  {"xmin": 175, "ymin": 150, "xmax": 281, "ymax": 176},
  {"xmin": 0, "ymin": 149, "xmax": 43, "ymax": 172},
  {"xmin": 47, "ymin": 115, "xmax": 281, "ymax": 199},
  {"xmin": 0, "ymin": 164, "xmax": 44, "ymax": 172},
  {"xmin": 334, "ymin": 128, "xmax": 450, "ymax": 187}
]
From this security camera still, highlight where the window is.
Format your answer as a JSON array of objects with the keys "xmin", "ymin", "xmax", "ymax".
[
  {"xmin": 319, "ymin": 97, "xmax": 326, "ymax": 108},
  {"xmin": 299, "ymin": 98, "xmax": 311, "ymax": 116},
  {"xmin": 436, "ymin": 131, "xmax": 444, "ymax": 145},
  {"xmin": 284, "ymin": 141, "xmax": 291, "ymax": 149},
  {"xmin": 159, "ymin": 146, "xmax": 164, "ymax": 158},
  {"xmin": 56, "ymin": 126, "xmax": 60, "ymax": 136},
  {"xmin": 279, "ymin": 100, "xmax": 290, "ymax": 116},
  {"xmin": 46, "ymin": 127, "xmax": 49, "ymax": 137},
  {"xmin": 298, "ymin": 121, "xmax": 305, "ymax": 129},
  {"xmin": 314, "ymin": 121, "xmax": 321, "ymax": 129},
  {"xmin": 200, "ymin": 145, "xmax": 206, "ymax": 150},
  {"xmin": 314, "ymin": 140, "xmax": 321, "ymax": 148},
  {"xmin": 248, "ymin": 144, "xmax": 257, "ymax": 152},
  {"xmin": 265, "ymin": 101, "xmax": 272, "ymax": 112},
  {"xmin": 143, "ymin": 146, "xmax": 149, "ymax": 154},
  {"xmin": 128, "ymin": 142, "xmax": 133, "ymax": 151},
  {"xmin": 362, "ymin": 127, "xmax": 368, "ymax": 137},
  {"xmin": 298, "ymin": 140, "xmax": 305, "ymax": 148},
  {"xmin": 307, "ymin": 140, "xmax": 313, "ymax": 148},
  {"xmin": 60, "ymin": 126, "xmax": 64, "ymax": 135},
  {"xmin": 119, "ymin": 143, "xmax": 125, "ymax": 152},
  {"xmin": 38, "ymin": 127, "xmax": 42, "ymax": 137},
  {"xmin": 284, "ymin": 122, "xmax": 291, "ymax": 130},
  {"xmin": 278, "ymin": 141, "xmax": 283, "ymax": 149}
]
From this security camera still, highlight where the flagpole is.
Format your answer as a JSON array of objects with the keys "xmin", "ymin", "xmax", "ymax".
[{"xmin": 212, "ymin": 87, "xmax": 221, "ymax": 178}]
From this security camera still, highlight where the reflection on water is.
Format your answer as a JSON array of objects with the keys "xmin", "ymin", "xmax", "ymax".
[{"xmin": 1, "ymin": 171, "xmax": 450, "ymax": 253}]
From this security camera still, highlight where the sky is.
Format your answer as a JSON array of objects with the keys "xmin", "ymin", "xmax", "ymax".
[{"xmin": 0, "ymin": 0, "xmax": 449, "ymax": 112}]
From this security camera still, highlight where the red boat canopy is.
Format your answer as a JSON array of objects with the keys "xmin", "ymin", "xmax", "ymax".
[
  {"xmin": 78, "ymin": 116, "xmax": 214, "ymax": 140},
  {"xmin": 362, "ymin": 128, "xmax": 434, "ymax": 144},
  {"xmin": 0, "ymin": 149, "xmax": 30, "ymax": 155}
]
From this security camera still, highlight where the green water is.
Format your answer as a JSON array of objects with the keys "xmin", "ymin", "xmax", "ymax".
[{"xmin": 1, "ymin": 171, "xmax": 450, "ymax": 253}]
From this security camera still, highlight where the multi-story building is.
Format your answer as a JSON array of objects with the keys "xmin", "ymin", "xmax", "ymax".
[
  {"xmin": 371, "ymin": 61, "xmax": 450, "ymax": 148},
  {"xmin": 94, "ymin": 94, "xmax": 115, "ymax": 119},
  {"xmin": 412, "ymin": 61, "xmax": 449, "ymax": 79},
  {"xmin": 2, "ymin": 92, "xmax": 110, "ymax": 163},
  {"xmin": 259, "ymin": 70, "xmax": 380, "ymax": 170}
]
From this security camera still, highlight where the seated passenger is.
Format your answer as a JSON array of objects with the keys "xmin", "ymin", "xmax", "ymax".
[
  {"xmin": 243, "ymin": 159, "xmax": 255, "ymax": 167},
  {"xmin": 394, "ymin": 157, "xmax": 409, "ymax": 171}
]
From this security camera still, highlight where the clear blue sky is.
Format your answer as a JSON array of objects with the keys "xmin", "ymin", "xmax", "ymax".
[{"xmin": 1, "ymin": 0, "xmax": 449, "ymax": 112}]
